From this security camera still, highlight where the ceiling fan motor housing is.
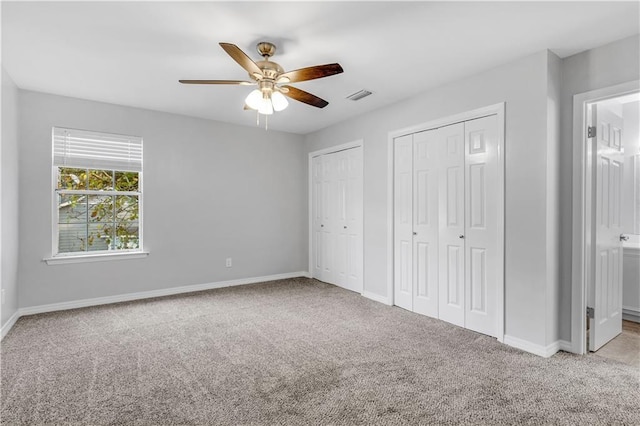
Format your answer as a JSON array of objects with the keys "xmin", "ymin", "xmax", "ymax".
[
  {"xmin": 256, "ymin": 42, "xmax": 277, "ymax": 58},
  {"xmin": 254, "ymin": 60, "xmax": 284, "ymax": 81}
]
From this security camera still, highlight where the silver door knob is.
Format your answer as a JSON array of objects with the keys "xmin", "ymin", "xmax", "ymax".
[
  {"xmin": 413, "ymin": 232, "xmax": 417, "ymax": 235},
  {"xmin": 620, "ymin": 234, "xmax": 629, "ymax": 241},
  {"xmin": 459, "ymin": 235, "xmax": 465, "ymax": 239},
  {"xmin": 320, "ymin": 224, "xmax": 324, "ymax": 227},
  {"xmin": 344, "ymin": 226, "xmax": 347, "ymax": 229}
]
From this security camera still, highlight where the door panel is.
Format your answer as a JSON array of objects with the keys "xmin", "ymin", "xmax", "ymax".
[
  {"xmin": 469, "ymin": 247, "xmax": 487, "ymax": 313},
  {"xmin": 464, "ymin": 115, "xmax": 498, "ymax": 337},
  {"xmin": 590, "ymin": 103, "xmax": 624, "ymax": 351},
  {"xmin": 320, "ymin": 154, "xmax": 335, "ymax": 283},
  {"xmin": 416, "ymin": 242, "xmax": 429, "ymax": 297},
  {"xmin": 413, "ymin": 130, "xmax": 439, "ymax": 317},
  {"xmin": 335, "ymin": 154, "xmax": 348, "ymax": 288},
  {"xmin": 438, "ymin": 123, "xmax": 465, "ymax": 327},
  {"xmin": 312, "ymin": 156, "xmax": 323, "ymax": 278},
  {"xmin": 446, "ymin": 245, "xmax": 462, "ymax": 305},
  {"xmin": 345, "ymin": 147, "xmax": 363, "ymax": 293},
  {"xmin": 394, "ymin": 135, "xmax": 414, "ymax": 310},
  {"xmin": 469, "ymin": 164, "xmax": 485, "ymax": 228}
]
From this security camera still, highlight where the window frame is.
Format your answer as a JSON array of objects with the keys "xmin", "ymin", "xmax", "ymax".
[{"xmin": 48, "ymin": 128, "xmax": 145, "ymax": 263}]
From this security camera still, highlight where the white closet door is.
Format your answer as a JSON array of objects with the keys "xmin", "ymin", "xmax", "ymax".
[
  {"xmin": 320, "ymin": 153, "xmax": 336, "ymax": 284},
  {"xmin": 311, "ymin": 147, "xmax": 363, "ymax": 293},
  {"xmin": 345, "ymin": 147, "xmax": 364, "ymax": 293},
  {"xmin": 438, "ymin": 123, "xmax": 465, "ymax": 327},
  {"xmin": 412, "ymin": 130, "xmax": 440, "ymax": 317},
  {"xmin": 312, "ymin": 156, "xmax": 324, "ymax": 279},
  {"xmin": 394, "ymin": 135, "xmax": 414, "ymax": 311},
  {"xmin": 335, "ymin": 152, "xmax": 349, "ymax": 288},
  {"xmin": 464, "ymin": 115, "xmax": 498, "ymax": 336}
]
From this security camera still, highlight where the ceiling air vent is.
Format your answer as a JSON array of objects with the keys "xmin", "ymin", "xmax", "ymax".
[{"xmin": 346, "ymin": 89, "xmax": 372, "ymax": 101}]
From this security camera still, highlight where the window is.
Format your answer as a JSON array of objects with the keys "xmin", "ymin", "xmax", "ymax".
[{"xmin": 52, "ymin": 127, "xmax": 143, "ymax": 257}]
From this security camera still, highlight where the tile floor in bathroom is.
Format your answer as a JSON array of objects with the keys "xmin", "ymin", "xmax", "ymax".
[{"xmin": 593, "ymin": 320, "xmax": 640, "ymax": 367}]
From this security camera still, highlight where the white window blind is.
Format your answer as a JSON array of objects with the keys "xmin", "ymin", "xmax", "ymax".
[{"xmin": 53, "ymin": 127, "xmax": 143, "ymax": 172}]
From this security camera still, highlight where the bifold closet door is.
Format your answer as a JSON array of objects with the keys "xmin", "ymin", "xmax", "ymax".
[
  {"xmin": 393, "ymin": 135, "xmax": 414, "ymax": 311},
  {"xmin": 393, "ymin": 131, "xmax": 439, "ymax": 316},
  {"xmin": 438, "ymin": 123, "xmax": 465, "ymax": 327},
  {"xmin": 312, "ymin": 155, "xmax": 325, "ymax": 281},
  {"xmin": 334, "ymin": 147, "xmax": 364, "ymax": 292},
  {"xmin": 312, "ymin": 147, "xmax": 363, "ymax": 293},
  {"xmin": 436, "ymin": 119, "xmax": 497, "ymax": 332},
  {"xmin": 393, "ymin": 114, "xmax": 500, "ymax": 338},
  {"xmin": 464, "ymin": 115, "xmax": 498, "ymax": 336}
]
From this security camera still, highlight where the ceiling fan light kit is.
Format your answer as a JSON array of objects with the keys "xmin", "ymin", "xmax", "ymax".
[
  {"xmin": 180, "ymin": 41, "xmax": 343, "ymax": 128},
  {"xmin": 271, "ymin": 91, "xmax": 289, "ymax": 111}
]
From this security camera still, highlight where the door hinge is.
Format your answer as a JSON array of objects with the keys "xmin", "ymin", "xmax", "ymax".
[
  {"xmin": 586, "ymin": 307, "xmax": 595, "ymax": 319},
  {"xmin": 587, "ymin": 126, "xmax": 596, "ymax": 138}
]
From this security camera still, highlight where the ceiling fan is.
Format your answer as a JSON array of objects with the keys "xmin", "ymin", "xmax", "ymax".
[{"xmin": 179, "ymin": 42, "xmax": 344, "ymax": 118}]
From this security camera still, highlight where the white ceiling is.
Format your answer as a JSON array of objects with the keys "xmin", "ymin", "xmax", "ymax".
[{"xmin": 2, "ymin": 1, "xmax": 639, "ymax": 134}]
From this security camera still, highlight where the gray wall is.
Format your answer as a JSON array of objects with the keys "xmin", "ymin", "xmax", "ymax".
[
  {"xmin": 558, "ymin": 34, "xmax": 640, "ymax": 341},
  {"xmin": 18, "ymin": 91, "xmax": 307, "ymax": 308},
  {"xmin": 305, "ymin": 50, "xmax": 557, "ymax": 347},
  {"xmin": 545, "ymin": 51, "xmax": 562, "ymax": 346},
  {"xmin": 1, "ymin": 66, "xmax": 20, "ymax": 328}
]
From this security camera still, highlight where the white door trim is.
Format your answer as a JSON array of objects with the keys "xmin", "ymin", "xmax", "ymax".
[
  {"xmin": 308, "ymin": 140, "xmax": 364, "ymax": 294},
  {"xmin": 387, "ymin": 102, "xmax": 505, "ymax": 342},
  {"xmin": 309, "ymin": 140, "xmax": 363, "ymax": 158},
  {"xmin": 570, "ymin": 80, "xmax": 639, "ymax": 355}
]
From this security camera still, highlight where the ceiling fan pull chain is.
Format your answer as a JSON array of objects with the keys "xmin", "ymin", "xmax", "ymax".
[{"xmin": 265, "ymin": 114, "xmax": 268, "ymax": 131}]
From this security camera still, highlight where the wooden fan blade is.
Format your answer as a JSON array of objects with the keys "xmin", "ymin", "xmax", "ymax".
[
  {"xmin": 278, "ymin": 63, "xmax": 343, "ymax": 83},
  {"xmin": 281, "ymin": 85, "xmax": 329, "ymax": 108},
  {"xmin": 179, "ymin": 80, "xmax": 254, "ymax": 85},
  {"xmin": 219, "ymin": 43, "xmax": 263, "ymax": 77}
]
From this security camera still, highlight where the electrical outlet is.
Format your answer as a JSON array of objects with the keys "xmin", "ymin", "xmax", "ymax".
[
  {"xmin": 225, "ymin": 258, "xmax": 232, "ymax": 268},
  {"xmin": 1, "ymin": 289, "xmax": 5, "ymax": 305}
]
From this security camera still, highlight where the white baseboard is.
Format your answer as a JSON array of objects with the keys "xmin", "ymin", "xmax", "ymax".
[
  {"xmin": 558, "ymin": 340, "xmax": 572, "ymax": 352},
  {"xmin": 622, "ymin": 307, "xmax": 640, "ymax": 323},
  {"xmin": 1, "ymin": 310, "xmax": 20, "ymax": 340},
  {"xmin": 504, "ymin": 335, "xmax": 564, "ymax": 358},
  {"xmin": 362, "ymin": 290, "xmax": 392, "ymax": 306},
  {"xmin": 17, "ymin": 271, "xmax": 309, "ymax": 318}
]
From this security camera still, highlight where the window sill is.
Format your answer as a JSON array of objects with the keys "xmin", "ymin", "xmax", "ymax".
[{"xmin": 44, "ymin": 251, "xmax": 149, "ymax": 265}]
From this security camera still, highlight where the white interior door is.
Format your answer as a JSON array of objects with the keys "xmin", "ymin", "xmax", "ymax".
[
  {"xmin": 590, "ymin": 103, "xmax": 624, "ymax": 351},
  {"xmin": 438, "ymin": 123, "xmax": 465, "ymax": 327},
  {"xmin": 335, "ymin": 152, "xmax": 349, "ymax": 288},
  {"xmin": 412, "ymin": 130, "xmax": 440, "ymax": 317},
  {"xmin": 312, "ymin": 156, "xmax": 323, "ymax": 279},
  {"xmin": 345, "ymin": 147, "xmax": 364, "ymax": 293},
  {"xmin": 464, "ymin": 115, "xmax": 499, "ymax": 337},
  {"xmin": 394, "ymin": 135, "xmax": 414, "ymax": 311},
  {"xmin": 320, "ymin": 153, "xmax": 336, "ymax": 284}
]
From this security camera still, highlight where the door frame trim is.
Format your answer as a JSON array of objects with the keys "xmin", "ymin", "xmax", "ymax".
[
  {"xmin": 308, "ymin": 140, "xmax": 364, "ymax": 294},
  {"xmin": 386, "ymin": 102, "xmax": 506, "ymax": 342},
  {"xmin": 570, "ymin": 80, "xmax": 639, "ymax": 355}
]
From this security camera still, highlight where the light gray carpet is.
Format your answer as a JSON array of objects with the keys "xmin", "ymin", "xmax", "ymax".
[{"xmin": 1, "ymin": 277, "xmax": 639, "ymax": 425}]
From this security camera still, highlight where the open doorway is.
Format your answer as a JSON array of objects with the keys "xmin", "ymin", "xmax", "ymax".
[
  {"xmin": 588, "ymin": 93, "xmax": 640, "ymax": 366},
  {"xmin": 572, "ymin": 82, "xmax": 640, "ymax": 365}
]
